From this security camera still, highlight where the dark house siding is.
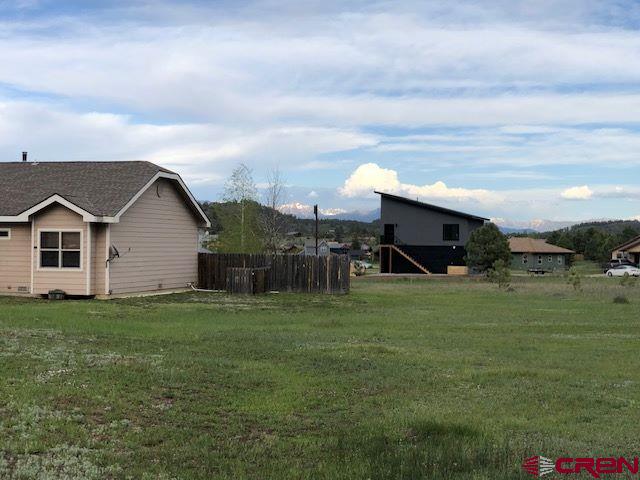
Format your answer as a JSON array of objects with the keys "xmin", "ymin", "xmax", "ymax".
[
  {"xmin": 381, "ymin": 196, "xmax": 484, "ymax": 246},
  {"xmin": 380, "ymin": 245, "xmax": 468, "ymax": 274},
  {"xmin": 378, "ymin": 193, "xmax": 487, "ymax": 274}
]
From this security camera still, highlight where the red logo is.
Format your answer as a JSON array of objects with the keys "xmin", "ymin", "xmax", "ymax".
[
  {"xmin": 523, "ymin": 456, "xmax": 640, "ymax": 478},
  {"xmin": 523, "ymin": 456, "xmax": 554, "ymax": 477}
]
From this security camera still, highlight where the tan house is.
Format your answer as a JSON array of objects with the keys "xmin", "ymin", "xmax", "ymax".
[
  {"xmin": 508, "ymin": 237, "xmax": 574, "ymax": 271},
  {"xmin": 0, "ymin": 161, "xmax": 210, "ymax": 297},
  {"xmin": 611, "ymin": 235, "xmax": 640, "ymax": 265}
]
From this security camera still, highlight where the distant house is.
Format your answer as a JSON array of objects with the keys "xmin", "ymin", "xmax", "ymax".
[
  {"xmin": 302, "ymin": 239, "xmax": 330, "ymax": 256},
  {"xmin": 611, "ymin": 235, "xmax": 640, "ymax": 264},
  {"xmin": 327, "ymin": 242, "xmax": 349, "ymax": 255},
  {"xmin": 508, "ymin": 237, "xmax": 574, "ymax": 271},
  {"xmin": 0, "ymin": 161, "xmax": 210, "ymax": 297},
  {"xmin": 376, "ymin": 191, "xmax": 488, "ymax": 274},
  {"xmin": 301, "ymin": 239, "xmax": 353, "ymax": 256}
]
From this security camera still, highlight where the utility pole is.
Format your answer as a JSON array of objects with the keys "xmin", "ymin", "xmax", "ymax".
[{"xmin": 314, "ymin": 204, "xmax": 319, "ymax": 256}]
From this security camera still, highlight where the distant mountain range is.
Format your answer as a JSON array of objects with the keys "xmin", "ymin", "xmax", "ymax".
[
  {"xmin": 279, "ymin": 202, "xmax": 380, "ymax": 222},
  {"xmin": 493, "ymin": 219, "xmax": 578, "ymax": 233},
  {"xmin": 202, "ymin": 200, "xmax": 640, "ymax": 247},
  {"xmin": 280, "ymin": 203, "xmax": 585, "ymax": 233}
]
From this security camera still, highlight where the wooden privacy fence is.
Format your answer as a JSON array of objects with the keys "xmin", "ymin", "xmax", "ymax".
[{"xmin": 198, "ymin": 253, "xmax": 350, "ymax": 294}]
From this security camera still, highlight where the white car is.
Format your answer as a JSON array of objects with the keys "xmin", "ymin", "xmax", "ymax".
[{"xmin": 606, "ymin": 265, "xmax": 640, "ymax": 277}]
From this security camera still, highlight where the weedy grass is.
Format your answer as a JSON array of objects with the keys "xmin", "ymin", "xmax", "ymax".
[{"xmin": 0, "ymin": 276, "xmax": 639, "ymax": 479}]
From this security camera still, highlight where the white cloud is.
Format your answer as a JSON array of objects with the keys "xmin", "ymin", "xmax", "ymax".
[
  {"xmin": 0, "ymin": 100, "xmax": 374, "ymax": 186},
  {"xmin": 338, "ymin": 163, "xmax": 401, "ymax": 197},
  {"xmin": 3, "ymin": 8, "xmax": 640, "ymax": 128},
  {"xmin": 561, "ymin": 185, "xmax": 593, "ymax": 200},
  {"xmin": 307, "ymin": 190, "xmax": 319, "ymax": 198},
  {"xmin": 339, "ymin": 162, "xmax": 503, "ymax": 205},
  {"xmin": 0, "ymin": 0, "xmax": 639, "ymax": 222}
]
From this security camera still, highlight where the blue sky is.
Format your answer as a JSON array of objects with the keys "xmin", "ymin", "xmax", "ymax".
[{"xmin": 1, "ymin": 0, "xmax": 640, "ymax": 228}]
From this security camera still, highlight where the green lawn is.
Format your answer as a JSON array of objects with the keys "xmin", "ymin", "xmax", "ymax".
[
  {"xmin": 1, "ymin": 276, "xmax": 639, "ymax": 479},
  {"xmin": 570, "ymin": 260, "xmax": 603, "ymax": 275}
]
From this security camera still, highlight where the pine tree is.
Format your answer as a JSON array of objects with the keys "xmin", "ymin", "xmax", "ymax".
[{"xmin": 465, "ymin": 223, "xmax": 511, "ymax": 272}]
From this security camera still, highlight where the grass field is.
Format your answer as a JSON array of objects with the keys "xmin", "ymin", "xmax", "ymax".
[{"xmin": 1, "ymin": 275, "xmax": 639, "ymax": 479}]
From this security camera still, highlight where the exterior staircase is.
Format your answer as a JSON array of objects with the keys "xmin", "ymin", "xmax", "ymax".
[{"xmin": 382, "ymin": 244, "xmax": 431, "ymax": 274}]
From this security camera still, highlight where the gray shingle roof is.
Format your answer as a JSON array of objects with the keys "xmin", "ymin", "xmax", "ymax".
[{"xmin": 0, "ymin": 161, "xmax": 174, "ymax": 217}]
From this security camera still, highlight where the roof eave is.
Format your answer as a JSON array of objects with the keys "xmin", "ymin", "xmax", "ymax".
[
  {"xmin": 613, "ymin": 234, "xmax": 640, "ymax": 252},
  {"xmin": 0, "ymin": 194, "xmax": 101, "ymax": 222}
]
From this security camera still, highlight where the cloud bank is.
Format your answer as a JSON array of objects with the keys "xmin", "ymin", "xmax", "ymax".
[{"xmin": 339, "ymin": 163, "xmax": 503, "ymax": 205}]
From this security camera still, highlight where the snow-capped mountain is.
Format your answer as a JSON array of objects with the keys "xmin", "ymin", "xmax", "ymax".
[{"xmin": 279, "ymin": 202, "xmax": 379, "ymax": 222}]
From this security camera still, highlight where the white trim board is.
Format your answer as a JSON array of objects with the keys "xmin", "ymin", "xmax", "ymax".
[
  {"xmin": 36, "ymin": 228, "xmax": 84, "ymax": 272},
  {"xmin": 0, "ymin": 195, "xmax": 101, "ymax": 223}
]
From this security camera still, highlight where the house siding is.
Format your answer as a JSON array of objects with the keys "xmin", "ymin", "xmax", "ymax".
[
  {"xmin": 612, "ymin": 240, "xmax": 640, "ymax": 264},
  {"xmin": 0, "ymin": 223, "xmax": 31, "ymax": 294},
  {"xmin": 108, "ymin": 179, "xmax": 199, "ymax": 294},
  {"xmin": 379, "ymin": 195, "xmax": 485, "ymax": 274},
  {"xmin": 303, "ymin": 242, "xmax": 330, "ymax": 256},
  {"xmin": 510, "ymin": 252, "xmax": 568, "ymax": 271},
  {"xmin": 32, "ymin": 204, "xmax": 88, "ymax": 295},
  {"xmin": 91, "ymin": 223, "xmax": 107, "ymax": 295},
  {"xmin": 380, "ymin": 196, "xmax": 484, "ymax": 246}
]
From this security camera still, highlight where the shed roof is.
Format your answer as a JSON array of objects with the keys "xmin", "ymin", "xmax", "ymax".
[
  {"xmin": 375, "ymin": 191, "xmax": 489, "ymax": 221},
  {"xmin": 508, "ymin": 237, "xmax": 575, "ymax": 254},
  {"xmin": 0, "ymin": 161, "xmax": 175, "ymax": 217}
]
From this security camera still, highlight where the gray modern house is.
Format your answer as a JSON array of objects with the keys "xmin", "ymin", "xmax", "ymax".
[{"xmin": 376, "ymin": 191, "xmax": 488, "ymax": 274}]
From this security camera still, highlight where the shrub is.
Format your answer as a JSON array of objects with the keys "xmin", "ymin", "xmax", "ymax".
[
  {"xmin": 486, "ymin": 259, "xmax": 511, "ymax": 289},
  {"xmin": 566, "ymin": 267, "xmax": 582, "ymax": 291},
  {"xmin": 620, "ymin": 272, "xmax": 637, "ymax": 287},
  {"xmin": 465, "ymin": 223, "xmax": 511, "ymax": 273},
  {"xmin": 613, "ymin": 295, "xmax": 630, "ymax": 304}
]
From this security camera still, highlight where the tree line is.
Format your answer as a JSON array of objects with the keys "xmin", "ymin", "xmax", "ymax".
[
  {"xmin": 198, "ymin": 164, "xmax": 379, "ymax": 254},
  {"xmin": 539, "ymin": 224, "xmax": 638, "ymax": 263},
  {"xmin": 464, "ymin": 220, "xmax": 640, "ymax": 277}
]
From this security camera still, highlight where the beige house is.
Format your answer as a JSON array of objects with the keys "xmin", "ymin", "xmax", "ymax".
[
  {"xmin": 611, "ymin": 235, "xmax": 640, "ymax": 265},
  {"xmin": 0, "ymin": 161, "xmax": 210, "ymax": 297}
]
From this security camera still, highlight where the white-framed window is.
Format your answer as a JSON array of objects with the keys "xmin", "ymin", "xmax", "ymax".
[
  {"xmin": 0, "ymin": 228, "xmax": 10, "ymax": 240},
  {"xmin": 522, "ymin": 254, "xmax": 528, "ymax": 264},
  {"xmin": 547, "ymin": 255, "xmax": 553, "ymax": 263},
  {"xmin": 558, "ymin": 256, "xmax": 563, "ymax": 265},
  {"xmin": 537, "ymin": 255, "xmax": 543, "ymax": 265},
  {"xmin": 39, "ymin": 230, "xmax": 82, "ymax": 270}
]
